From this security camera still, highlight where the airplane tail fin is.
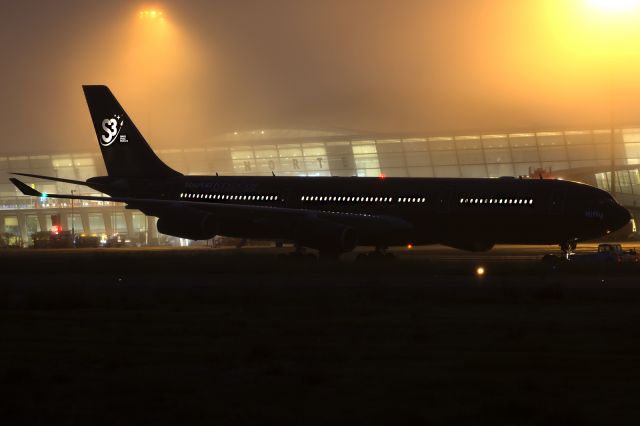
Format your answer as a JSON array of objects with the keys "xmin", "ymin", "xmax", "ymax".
[{"xmin": 82, "ymin": 85, "xmax": 182, "ymax": 179}]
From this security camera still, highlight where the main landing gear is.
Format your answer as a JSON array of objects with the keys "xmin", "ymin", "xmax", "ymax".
[
  {"xmin": 278, "ymin": 245, "xmax": 316, "ymax": 261},
  {"xmin": 356, "ymin": 246, "xmax": 396, "ymax": 262}
]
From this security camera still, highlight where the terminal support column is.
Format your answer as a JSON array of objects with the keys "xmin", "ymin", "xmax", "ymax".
[
  {"xmin": 147, "ymin": 216, "xmax": 158, "ymax": 245},
  {"xmin": 17, "ymin": 213, "xmax": 28, "ymax": 247},
  {"xmin": 37, "ymin": 213, "xmax": 47, "ymax": 233},
  {"xmin": 60, "ymin": 212, "xmax": 70, "ymax": 232},
  {"xmin": 124, "ymin": 210, "xmax": 134, "ymax": 238},
  {"xmin": 80, "ymin": 211, "xmax": 90, "ymax": 234},
  {"xmin": 102, "ymin": 211, "xmax": 113, "ymax": 235}
]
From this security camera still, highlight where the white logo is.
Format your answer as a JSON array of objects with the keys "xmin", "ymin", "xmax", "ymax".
[
  {"xmin": 101, "ymin": 115, "xmax": 124, "ymax": 146},
  {"xmin": 585, "ymin": 209, "xmax": 604, "ymax": 220}
]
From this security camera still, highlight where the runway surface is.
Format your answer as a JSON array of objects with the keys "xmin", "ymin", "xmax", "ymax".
[{"xmin": 2, "ymin": 243, "xmax": 639, "ymax": 279}]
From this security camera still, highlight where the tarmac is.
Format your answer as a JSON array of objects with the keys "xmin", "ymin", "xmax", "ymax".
[{"xmin": 1, "ymin": 244, "xmax": 640, "ymax": 425}]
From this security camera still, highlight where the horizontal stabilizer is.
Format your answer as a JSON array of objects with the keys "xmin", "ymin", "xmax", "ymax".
[
  {"xmin": 10, "ymin": 172, "xmax": 102, "ymax": 188},
  {"xmin": 10, "ymin": 178, "xmax": 42, "ymax": 197}
]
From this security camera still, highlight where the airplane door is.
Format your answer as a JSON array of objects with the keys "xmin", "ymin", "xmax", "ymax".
[
  {"xmin": 283, "ymin": 186, "xmax": 300, "ymax": 209},
  {"xmin": 437, "ymin": 191, "xmax": 450, "ymax": 213}
]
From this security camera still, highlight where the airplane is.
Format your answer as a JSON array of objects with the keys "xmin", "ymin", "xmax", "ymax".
[{"xmin": 9, "ymin": 85, "xmax": 632, "ymax": 259}]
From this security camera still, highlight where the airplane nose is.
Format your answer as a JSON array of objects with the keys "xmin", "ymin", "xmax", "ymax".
[{"xmin": 610, "ymin": 205, "xmax": 632, "ymax": 231}]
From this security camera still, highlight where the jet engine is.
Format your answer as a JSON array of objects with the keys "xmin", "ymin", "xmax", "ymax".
[{"xmin": 156, "ymin": 207, "xmax": 219, "ymax": 240}]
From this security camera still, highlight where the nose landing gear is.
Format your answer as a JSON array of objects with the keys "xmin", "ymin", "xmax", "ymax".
[{"xmin": 560, "ymin": 239, "xmax": 578, "ymax": 260}]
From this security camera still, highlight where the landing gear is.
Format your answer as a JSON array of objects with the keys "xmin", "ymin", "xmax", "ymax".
[
  {"xmin": 318, "ymin": 250, "xmax": 341, "ymax": 261},
  {"xmin": 542, "ymin": 240, "xmax": 578, "ymax": 266},
  {"xmin": 355, "ymin": 246, "xmax": 396, "ymax": 262},
  {"xmin": 278, "ymin": 245, "xmax": 316, "ymax": 261},
  {"xmin": 560, "ymin": 240, "xmax": 577, "ymax": 260}
]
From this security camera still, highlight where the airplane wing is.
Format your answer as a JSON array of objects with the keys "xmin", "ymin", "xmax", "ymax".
[{"xmin": 9, "ymin": 178, "xmax": 412, "ymax": 234}]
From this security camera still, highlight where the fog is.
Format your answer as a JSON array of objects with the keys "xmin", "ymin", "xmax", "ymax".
[{"xmin": 3, "ymin": 0, "xmax": 640, "ymax": 154}]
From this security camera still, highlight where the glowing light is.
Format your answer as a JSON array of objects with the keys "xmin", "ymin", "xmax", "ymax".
[
  {"xmin": 407, "ymin": 243, "xmax": 413, "ymax": 249},
  {"xmin": 476, "ymin": 266, "xmax": 485, "ymax": 277},
  {"xmin": 139, "ymin": 9, "xmax": 164, "ymax": 20},
  {"xmin": 379, "ymin": 173, "xmax": 386, "ymax": 180},
  {"xmin": 587, "ymin": 0, "xmax": 640, "ymax": 13}
]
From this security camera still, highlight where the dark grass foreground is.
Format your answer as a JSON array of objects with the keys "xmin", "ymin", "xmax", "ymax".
[{"xmin": 1, "ymin": 249, "xmax": 640, "ymax": 425}]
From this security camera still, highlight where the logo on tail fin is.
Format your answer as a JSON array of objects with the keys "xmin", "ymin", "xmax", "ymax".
[{"xmin": 101, "ymin": 114, "xmax": 126, "ymax": 146}]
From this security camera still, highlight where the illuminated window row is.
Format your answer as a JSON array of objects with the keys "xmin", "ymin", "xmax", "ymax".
[
  {"xmin": 301, "ymin": 195, "xmax": 426, "ymax": 203},
  {"xmin": 458, "ymin": 197, "xmax": 534, "ymax": 206},
  {"xmin": 302, "ymin": 195, "xmax": 392, "ymax": 203},
  {"xmin": 398, "ymin": 197, "xmax": 426, "ymax": 203},
  {"xmin": 180, "ymin": 193, "xmax": 279, "ymax": 202}
]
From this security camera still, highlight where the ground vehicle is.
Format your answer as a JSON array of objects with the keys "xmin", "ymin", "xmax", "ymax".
[
  {"xmin": 32, "ymin": 230, "xmax": 74, "ymax": 248},
  {"xmin": 75, "ymin": 234, "xmax": 100, "ymax": 248},
  {"xmin": 0, "ymin": 233, "xmax": 22, "ymax": 248},
  {"xmin": 543, "ymin": 243, "xmax": 639, "ymax": 265},
  {"xmin": 585, "ymin": 244, "xmax": 639, "ymax": 263},
  {"xmin": 105, "ymin": 234, "xmax": 128, "ymax": 248},
  {"xmin": 617, "ymin": 246, "xmax": 640, "ymax": 263}
]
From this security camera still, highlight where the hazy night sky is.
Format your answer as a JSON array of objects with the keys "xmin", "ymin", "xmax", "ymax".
[{"xmin": 2, "ymin": 0, "xmax": 640, "ymax": 154}]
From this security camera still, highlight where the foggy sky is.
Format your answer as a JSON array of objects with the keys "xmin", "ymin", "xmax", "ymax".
[{"xmin": 2, "ymin": 0, "xmax": 640, "ymax": 155}]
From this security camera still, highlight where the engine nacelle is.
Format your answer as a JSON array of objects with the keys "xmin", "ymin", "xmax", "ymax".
[
  {"xmin": 296, "ymin": 220, "xmax": 358, "ymax": 252},
  {"xmin": 156, "ymin": 207, "xmax": 219, "ymax": 240}
]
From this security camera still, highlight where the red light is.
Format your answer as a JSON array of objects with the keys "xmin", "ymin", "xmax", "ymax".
[
  {"xmin": 379, "ymin": 173, "xmax": 385, "ymax": 180},
  {"xmin": 407, "ymin": 243, "xmax": 413, "ymax": 249},
  {"xmin": 51, "ymin": 225, "xmax": 61, "ymax": 235}
]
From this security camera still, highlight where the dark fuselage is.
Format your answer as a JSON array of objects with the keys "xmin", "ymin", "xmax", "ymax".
[{"xmin": 94, "ymin": 175, "xmax": 631, "ymax": 250}]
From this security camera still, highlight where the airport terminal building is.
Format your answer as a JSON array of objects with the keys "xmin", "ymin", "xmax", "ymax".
[{"xmin": 2, "ymin": 126, "xmax": 640, "ymax": 246}]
